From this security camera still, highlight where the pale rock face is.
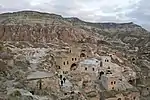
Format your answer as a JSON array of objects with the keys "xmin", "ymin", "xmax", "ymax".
[
  {"xmin": 0, "ymin": 11, "xmax": 150, "ymax": 48},
  {"xmin": 0, "ymin": 24, "xmax": 90, "ymax": 44}
]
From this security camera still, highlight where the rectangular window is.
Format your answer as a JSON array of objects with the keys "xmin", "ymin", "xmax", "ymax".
[
  {"xmin": 92, "ymin": 68, "xmax": 95, "ymax": 71},
  {"xmin": 111, "ymin": 82, "xmax": 113, "ymax": 85},
  {"xmin": 64, "ymin": 62, "xmax": 65, "ymax": 65},
  {"xmin": 100, "ymin": 62, "xmax": 102, "ymax": 67},
  {"xmin": 72, "ymin": 58, "xmax": 74, "ymax": 61},
  {"xmin": 67, "ymin": 61, "xmax": 69, "ymax": 65},
  {"xmin": 114, "ymin": 81, "xmax": 116, "ymax": 84},
  {"xmin": 105, "ymin": 59, "xmax": 109, "ymax": 62},
  {"xmin": 85, "ymin": 67, "xmax": 87, "ymax": 70}
]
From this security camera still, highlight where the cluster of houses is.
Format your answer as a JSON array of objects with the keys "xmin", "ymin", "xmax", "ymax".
[{"xmin": 25, "ymin": 45, "xmax": 140, "ymax": 100}]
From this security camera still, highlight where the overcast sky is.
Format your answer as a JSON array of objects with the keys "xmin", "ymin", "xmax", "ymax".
[{"xmin": 0, "ymin": 0, "xmax": 150, "ymax": 30}]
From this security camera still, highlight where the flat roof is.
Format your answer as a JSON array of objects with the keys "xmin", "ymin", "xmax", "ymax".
[
  {"xmin": 27, "ymin": 71, "xmax": 54, "ymax": 80},
  {"xmin": 79, "ymin": 58, "xmax": 100, "ymax": 66}
]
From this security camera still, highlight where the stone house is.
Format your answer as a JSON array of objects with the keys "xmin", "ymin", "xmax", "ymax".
[
  {"xmin": 98, "ymin": 56, "xmax": 123, "ymax": 80},
  {"xmin": 25, "ymin": 71, "xmax": 59, "ymax": 94},
  {"xmin": 101, "ymin": 73, "xmax": 119, "ymax": 91},
  {"xmin": 101, "ymin": 70, "xmax": 135, "ymax": 92},
  {"xmin": 98, "ymin": 56, "xmax": 114, "ymax": 74},
  {"xmin": 55, "ymin": 53, "xmax": 79, "ymax": 73},
  {"xmin": 55, "ymin": 46, "xmax": 92, "ymax": 73},
  {"xmin": 77, "ymin": 58, "xmax": 100, "ymax": 80},
  {"xmin": 76, "ymin": 56, "xmax": 121, "ymax": 81},
  {"xmin": 99, "ymin": 56, "xmax": 111, "ymax": 68}
]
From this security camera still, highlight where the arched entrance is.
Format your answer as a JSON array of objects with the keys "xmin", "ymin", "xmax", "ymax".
[
  {"xmin": 118, "ymin": 98, "xmax": 121, "ymax": 100},
  {"xmin": 128, "ymin": 79, "xmax": 136, "ymax": 85},
  {"xmin": 80, "ymin": 53, "xmax": 86, "ymax": 58},
  {"xmin": 100, "ymin": 71, "xmax": 104, "ymax": 76},
  {"xmin": 70, "ymin": 63, "xmax": 77, "ymax": 71}
]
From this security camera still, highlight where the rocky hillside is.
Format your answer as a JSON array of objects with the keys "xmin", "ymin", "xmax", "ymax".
[
  {"xmin": 66, "ymin": 17, "xmax": 150, "ymax": 47},
  {"xmin": 0, "ymin": 10, "xmax": 150, "ymax": 100},
  {"xmin": 0, "ymin": 11, "xmax": 92, "ymax": 44},
  {"xmin": 0, "ymin": 11, "xmax": 150, "ymax": 47},
  {"xmin": 0, "ymin": 10, "xmax": 150, "ymax": 60}
]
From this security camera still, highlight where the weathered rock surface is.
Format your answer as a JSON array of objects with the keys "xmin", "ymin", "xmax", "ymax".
[{"xmin": 0, "ymin": 10, "xmax": 150, "ymax": 100}]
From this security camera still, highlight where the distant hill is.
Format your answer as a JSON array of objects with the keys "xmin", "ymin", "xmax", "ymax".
[{"xmin": 0, "ymin": 10, "xmax": 150, "ymax": 48}]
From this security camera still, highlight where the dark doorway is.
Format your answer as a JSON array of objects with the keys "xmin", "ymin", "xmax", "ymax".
[
  {"xmin": 128, "ymin": 79, "xmax": 135, "ymax": 85},
  {"xmin": 100, "ymin": 71, "xmax": 104, "ymax": 76},
  {"xmin": 38, "ymin": 79, "xmax": 42, "ymax": 90},
  {"xmin": 30, "ymin": 91, "xmax": 35, "ymax": 95},
  {"xmin": 70, "ymin": 63, "xmax": 77, "ymax": 71},
  {"xmin": 99, "ymin": 71, "xmax": 104, "ymax": 79},
  {"xmin": 118, "ymin": 98, "xmax": 121, "ymax": 100},
  {"xmin": 80, "ymin": 53, "xmax": 86, "ymax": 58}
]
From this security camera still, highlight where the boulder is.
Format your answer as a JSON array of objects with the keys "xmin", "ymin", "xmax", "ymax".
[{"xmin": 7, "ymin": 88, "xmax": 38, "ymax": 100}]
